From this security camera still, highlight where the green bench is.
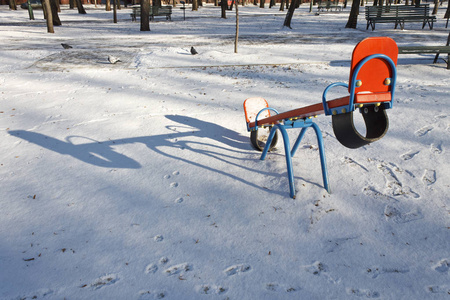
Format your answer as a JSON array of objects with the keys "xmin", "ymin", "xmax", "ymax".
[
  {"xmin": 398, "ymin": 34, "xmax": 450, "ymax": 69},
  {"xmin": 130, "ymin": 5, "xmax": 172, "ymax": 22},
  {"xmin": 317, "ymin": 0, "xmax": 342, "ymax": 12},
  {"xmin": 365, "ymin": 4, "xmax": 436, "ymax": 30}
]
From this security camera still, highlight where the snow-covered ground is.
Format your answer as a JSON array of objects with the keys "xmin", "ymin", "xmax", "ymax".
[{"xmin": 0, "ymin": 3, "xmax": 449, "ymax": 299}]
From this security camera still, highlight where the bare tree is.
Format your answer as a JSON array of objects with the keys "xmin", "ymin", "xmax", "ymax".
[
  {"xmin": 235, "ymin": 0, "xmax": 239, "ymax": 53},
  {"xmin": 345, "ymin": 0, "xmax": 360, "ymax": 28},
  {"xmin": 106, "ymin": 0, "xmax": 111, "ymax": 11},
  {"xmin": 9, "ymin": 0, "xmax": 17, "ymax": 10},
  {"xmin": 221, "ymin": 0, "xmax": 227, "ymax": 18},
  {"xmin": 432, "ymin": 0, "xmax": 439, "ymax": 14},
  {"xmin": 75, "ymin": 0, "xmax": 87, "ymax": 14},
  {"xmin": 192, "ymin": 0, "xmax": 198, "ymax": 11},
  {"xmin": 49, "ymin": 0, "xmax": 61, "ymax": 25},
  {"xmin": 283, "ymin": 0, "xmax": 298, "ymax": 28},
  {"xmin": 260, "ymin": 0, "xmax": 264, "ymax": 8},
  {"xmin": 140, "ymin": 0, "xmax": 151, "ymax": 31},
  {"xmin": 42, "ymin": 0, "xmax": 54, "ymax": 33}
]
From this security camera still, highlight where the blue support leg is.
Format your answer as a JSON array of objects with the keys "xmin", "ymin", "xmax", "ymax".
[
  {"xmin": 291, "ymin": 127, "xmax": 308, "ymax": 158},
  {"xmin": 260, "ymin": 124, "xmax": 296, "ymax": 199},
  {"xmin": 311, "ymin": 122, "xmax": 330, "ymax": 193}
]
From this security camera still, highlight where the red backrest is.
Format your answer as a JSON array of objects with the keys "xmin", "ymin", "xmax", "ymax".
[{"xmin": 349, "ymin": 37, "xmax": 398, "ymax": 94}]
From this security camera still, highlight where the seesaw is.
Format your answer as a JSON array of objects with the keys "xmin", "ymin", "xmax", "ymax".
[{"xmin": 243, "ymin": 37, "xmax": 398, "ymax": 198}]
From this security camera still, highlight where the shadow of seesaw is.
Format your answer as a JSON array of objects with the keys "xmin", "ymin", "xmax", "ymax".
[{"xmin": 8, "ymin": 115, "xmax": 249, "ymax": 169}]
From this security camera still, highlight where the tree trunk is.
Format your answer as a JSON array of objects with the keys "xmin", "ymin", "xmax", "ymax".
[
  {"xmin": 50, "ymin": 0, "xmax": 61, "ymax": 26},
  {"xmin": 140, "ymin": 0, "xmax": 151, "ymax": 31},
  {"xmin": 345, "ymin": 0, "xmax": 360, "ymax": 28},
  {"xmin": 235, "ymin": 0, "xmax": 239, "ymax": 53},
  {"xmin": 113, "ymin": 0, "xmax": 117, "ymax": 23},
  {"xmin": 445, "ymin": 4, "xmax": 450, "ymax": 19},
  {"xmin": 283, "ymin": 0, "xmax": 298, "ymax": 28},
  {"xmin": 221, "ymin": 0, "xmax": 227, "ymax": 18},
  {"xmin": 75, "ymin": 0, "xmax": 87, "ymax": 14},
  {"xmin": 9, "ymin": 0, "xmax": 17, "ymax": 10},
  {"xmin": 69, "ymin": 0, "xmax": 74, "ymax": 9},
  {"xmin": 279, "ymin": 0, "xmax": 285, "ymax": 11},
  {"xmin": 106, "ymin": 0, "xmax": 111, "ymax": 11},
  {"xmin": 192, "ymin": 0, "xmax": 198, "ymax": 10},
  {"xmin": 42, "ymin": 0, "xmax": 54, "ymax": 33},
  {"xmin": 260, "ymin": 0, "xmax": 264, "ymax": 8},
  {"xmin": 432, "ymin": 0, "xmax": 438, "ymax": 14}
]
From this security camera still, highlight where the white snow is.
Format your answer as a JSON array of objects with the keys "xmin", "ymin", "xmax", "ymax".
[{"xmin": 1, "ymin": 3, "xmax": 449, "ymax": 299}]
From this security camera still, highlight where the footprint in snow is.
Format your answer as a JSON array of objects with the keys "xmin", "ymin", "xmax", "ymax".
[
  {"xmin": 430, "ymin": 143, "xmax": 442, "ymax": 154},
  {"xmin": 427, "ymin": 285, "xmax": 450, "ymax": 294},
  {"xmin": 154, "ymin": 235, "xmax": 164, "ymax": 242},
  {"xmin": 138, "ymin": 290, "xmax": 166, "ymax": 299},
  {"xmin": 81, "ymin": 274, "xmax": 119, "ymax": 290},
  {"xmin": 400, "ymin": 150, "xmax": 419, "ymax": 161},
  {"xmin": 415, "ymin": 125, "xmax": 433, "ymax": 137},
  {"xmin": 170, "ymin": 182, "xmax": 179, "ymax": 188},
  {"xmin": 384, "ymin": 205, "xmax": 424, "ymax": 224},
  {"xmin": 196, "ymin": 284, "xmax": 227, "ymax": 295},
  {"xmin": 145, "ymin": 263, "xmax": 158, "ymax": 274},
  {"xmin": 346, "ymin": 288, "xmax": 380, "ymax": 298},
  {"xmin": 265, "ymin": 283, "xmax": 300, "ymax": 293},
  {"xmin": 422, "ymin": 169, "xmax": 436, "ymax": 186},
  {"xmin": 366, "ymin": 266, "xmax": 409, "ymax": 279},
  {"xmin": 224, "ymin": 264, "xmax": 251, "ymax": 276},
  {"xmin": 164, "ymin": 263, "xmax": 192, "ymax": 276},
  {"xmin": 377, "ymin": 162, "xmax": 419, "ymax": 198},
  {"xmin": 432, "ymin": 259, "xmax": 449, "ymax": 273}
]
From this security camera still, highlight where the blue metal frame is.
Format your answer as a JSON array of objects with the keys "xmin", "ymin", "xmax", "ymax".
[
  {"xmin": 322, "ymin": 54, "xmax": 397, "ymax": 116},
  {"xmin": 247, "ymin": 107, "xmax": 280, "ymax": 131},
  {"xmin": 260, "ymin": 117, "xmax": 330, "ymax": 199},
  {"xmin": 252, "ymin": 53, "xmax": 397, "ymax": 199}
]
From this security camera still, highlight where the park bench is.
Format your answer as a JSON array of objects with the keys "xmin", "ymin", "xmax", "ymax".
[
  {"xmin": 365, "ymin": 4, "xmax": 436, "ymax": 30},
  {"xmin": 398, "ymin": 33, "xmax": 450, "ymax": 69},
  {"xmin": 130, "ymin": 5, "xmax": 172, "ymax": 22},
  {"xmin": 317, "ymin": 0, "xmax": 342, "ymax": 12}
]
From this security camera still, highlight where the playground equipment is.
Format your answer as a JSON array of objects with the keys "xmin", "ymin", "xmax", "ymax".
[{"xmin": 243, "ymin": 37, "xmax": 398, "ymax": 198}]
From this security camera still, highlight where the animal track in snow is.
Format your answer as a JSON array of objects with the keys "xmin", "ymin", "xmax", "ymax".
[
  {"xmin": 145, "ymin": 263, "xmax": 158, "ymax": 274},
  {"xmin": 303, "ymin": 261, "xmax": 340, "ymax": 283},
  {"xmin": 196, "ymin": 284, "xmax": 227, "ymax": 295},
  {"xmin": 400, "ymin": 151, "xmax": 419, "ymax": 161},
  {"xmin": 82, "ymin": 274, "xmax": 119, "ymax": 290},
  {"xmin": 432, "ymin": 259, "xmax": 449, "ymax": 273},
  {"xmin": 138, "ymin": 289, "xmax": 166, "ymax": 299},
  {"xmin": 164, "ymin": 263, "xmax": 192, "ymax": 276},
  {"xmin": 422, "ymin": 169, "xmax": 436, "ymax": 186},
  {"xmin": 224, "ymin": 264, "xmax": 251, "ymax": 276},
  {"xmin": 362, "ymin": 186, "xmax": 394, "ymax": 200},
  {"xmin": 265, "ymin": 283, "xmax": 300, "ymax": 293},
  {"xmin": 175, "ymin": 197, "xmax": 184, "ymax": 203},
  {"xmin": 346, "ymin": 288, "xmax": 380, "ymax": 298},
  {"xmin": 376, "ymin": 162, "xmax": 419, "ymax": 198},
  {"xmin": 426, "ymin": 285, "xmax": 450, "ymax": 294},
  {"xmin": 341, "ymin": 156, "xmax": 369, "ymax": 171},
  {"xmin": 430, "ymin": 143, "xmax": 442, "ymax": 154},
  {"xmin": 415, "ymin": 125, "xmax": 433, "ymax": 137},
  {"xmin": 324, "ymin": 236, "xmax": 359, "ymax": 253},
  {"xmin": 365, "ymin": 266, "xmax": 409, "ymax": 279},
  {"xmin": 154, "ymin": 235, "xmax": 164, "ymax": 242},
  {"xmin": 169, "ymin": 182, "xmax": 179, "ymax": 188},
  {"xmin": 384, "ymin": 205, "xmax": 423, "ymax": 224}
]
